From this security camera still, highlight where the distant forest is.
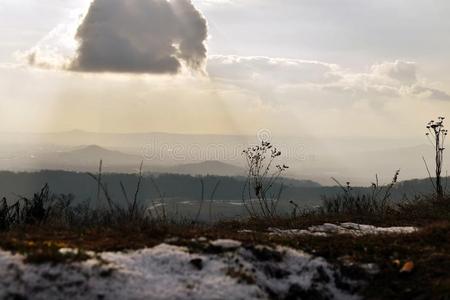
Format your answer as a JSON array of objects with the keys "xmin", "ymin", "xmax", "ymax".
[{"xmin": 0, "ymin": 170, "xmax": 439, "ymax": 208}]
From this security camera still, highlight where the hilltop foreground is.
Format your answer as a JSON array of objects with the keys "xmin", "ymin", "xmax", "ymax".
[{"xmin": 0, "ymin": 195, "xmax": 449, "ymax": 300}]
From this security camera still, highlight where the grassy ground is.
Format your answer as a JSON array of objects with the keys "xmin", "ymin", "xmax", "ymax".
[{"xmin": 0, "ymin": 196, "xmax": 449, "ymax": 299}]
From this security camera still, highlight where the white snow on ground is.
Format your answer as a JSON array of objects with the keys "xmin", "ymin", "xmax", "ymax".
[
  {"xmin": 210, "ymin": 239, "xmax": 242, "ymax": 249},
  {"xmin": 269, "ymin": 223, "xmax": 417, "ymax": 237},
  {"xmin": 0, "ymin": 241, "xmax": 361, "ymax": 300}
]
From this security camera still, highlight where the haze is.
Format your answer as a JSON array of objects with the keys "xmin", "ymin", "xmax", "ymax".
[{"xmin": 0, "ymin": 0, "xmax": 449, "ymax": 185}]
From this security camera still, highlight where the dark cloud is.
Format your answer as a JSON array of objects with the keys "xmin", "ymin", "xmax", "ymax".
[{"xmin": 70, "ymin": 0, "xmax": 207, "ymax": 74}]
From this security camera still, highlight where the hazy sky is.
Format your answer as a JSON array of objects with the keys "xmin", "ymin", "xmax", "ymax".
[{"xmin": 0, "ymin": 0, "xmax": 449, "ymax": 138}]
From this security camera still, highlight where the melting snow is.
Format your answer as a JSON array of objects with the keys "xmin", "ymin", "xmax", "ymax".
[
  {"xmin": 0, "ymin": 242, "xmax": 360, "ymax": 300},
  {"xmin": 269, "ymin": 223, "xmax": 417, "ymax": 237}
]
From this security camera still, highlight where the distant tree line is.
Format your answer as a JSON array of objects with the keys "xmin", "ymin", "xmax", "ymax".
[{"xmin": 0, "ymin": 170, "xmax": 439, "ymax": 209}]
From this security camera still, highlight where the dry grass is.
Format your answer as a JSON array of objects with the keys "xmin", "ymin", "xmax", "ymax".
[{"xmin": 0, "ymin": 189, "xmax": 449, "ymax": 299}]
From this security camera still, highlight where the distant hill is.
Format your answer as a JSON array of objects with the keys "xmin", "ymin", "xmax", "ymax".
[
  {"xmin": 0, "ymin": 129, "xmax": 442, "ymax": 185},
  {"xmin": 54, "ymin": 145, "xmax": 143, "ymax": 165},
  {"xmin": 23, "ymin": 146, "xmax": 259, "ymax": 178},
  {"xmin": 24, "ymin": 145, "xmax": 145, "ymax": 173}
]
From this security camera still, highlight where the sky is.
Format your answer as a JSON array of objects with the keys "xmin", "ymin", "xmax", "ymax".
[{"xmin": 0, "ymin": 0, "xmax": 449, "ymax": 139}]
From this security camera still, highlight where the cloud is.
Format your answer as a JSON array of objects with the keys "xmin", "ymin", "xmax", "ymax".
[
  {"xmin": 370, "ymin": 61, "xmax": 417, "ymax": 84},
  {"xmin": 329, "ymin": 61, "xmax": 450, "ymax": 101},
  {"xmin": 21, "ymin": 13, "xmax": 84, "ymax": 70},
  {"xmin": 206, "ymin": 55, "xmax": 341, "ymax": 103},
  {"xmin": 207, "ymin": 56, "xmax": 450, "ymax": 102},
  {"xmin": 27, "ymin": 0, "xmax": 208, "ymax": 74},
  {"xmin": 409, "ymin": 86, "xmax": 450, "ymax": 101},
  {"xmin": 71, "ymin": 0, "xmax": 208, "ymax": 74},
  {"xmin": 208, "ymin": 55, "xmax": 339, "ymax": 84}
]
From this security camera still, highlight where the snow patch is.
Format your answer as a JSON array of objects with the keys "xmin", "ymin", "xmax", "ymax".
[
  {"xmin": 269, "ymin": 223, "xmax": 417, "ymax": 237},
  {"xmin": 210, "ymin": 239, "xmax": 242, "ymax": 249},
  {"xmin": 0, "ymin": 243, "xmax": 360, "ymax": 300}
]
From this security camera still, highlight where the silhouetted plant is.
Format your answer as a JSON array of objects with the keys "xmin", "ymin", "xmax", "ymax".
[
  {"xmin": 19, "ymin": 184, "xmax": 53, "ymax": 225},
  {"xmin": 242, "ymin": 140, "xmax": 288, "ymax": 218},
  {"xmin": 88, "ymin": 160, "xmax": 118, "ymax": 213},
  {"xmin": 47, "ymin": 193, "xmax": 75, "ymax": 225},
  {"xmin": 0, "ymin": 197, "xmax": 16, "ymax": 230},
  {"xmin": 322, "ymin": 170, "xmax": 400, "ymax": 216},
  {"xmin": 208, "ymin": 179, "xmax": 221, "ymax": 223},
  {"xmin": 193, "ymin": 177, "xmax": 221, "ymax": 223},
  {"xmin": 117, "ymin": 161, "xmax": 145, "ymax": 219},
  {"xmin": 0, "ymin": 184, "xmax": 80, "ymax": 230},
  {"xmin": 88, "ymin": 160, "xmax": 156, "ymax": 224},
  {"xmin": 424, "ymin": 117, "xmax": 448, "ymax": 198},
  {"xmin": 148, "ymin": 175, "xmax": 168, "ymax": 222},
  {"xmin": 289, "ymin": 200, "xmax": 300, "ymax": 219}
]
